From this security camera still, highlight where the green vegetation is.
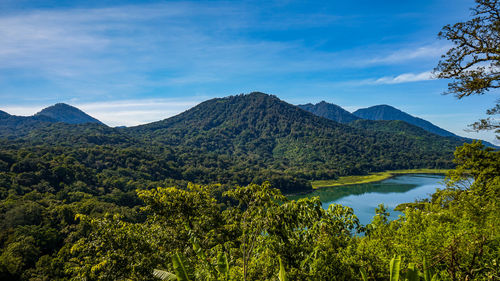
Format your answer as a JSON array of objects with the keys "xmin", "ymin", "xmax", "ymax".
[
  {"xmin": 351, "ymin": 105, "xmax": 456, "ymax": 138},
  {"xmin": 0, "ymin": 1, "xmax": 497, "ymax": 279},
  {"xmin": 0, "ymin": 139, "xmax": 497, "ymax": 280},
  {"xmin": 436, "ymin": 0, "xmax": 500, "ymax": 137},
  {"xmin": 0, "ymin": 93, "xmax": 472, "ymax": 280},
  {"xmin": 0, "ymin": 92, "xmax": 464, "ymax": 194},
  {"xmin": 311, "ymin": 169, "xmax": 449, "ymax": 189}
]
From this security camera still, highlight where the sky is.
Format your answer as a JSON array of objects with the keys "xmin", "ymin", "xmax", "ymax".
[{"xmin": 0, "ymin": 0, "xmax": 498, "ymax": 143}]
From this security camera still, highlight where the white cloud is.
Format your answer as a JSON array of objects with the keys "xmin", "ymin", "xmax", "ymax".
[
  {"xmin": 1, "ymin": 98, "xmax": 205, "ymax": 127},
  {"xmin": 79, "ymin": 98, "xmax": 204, "ymax": 126},
  {"xmin": 366, "ymin": 44, "xmax": 450, "ymax": 64},
  {"xmin": 372, "ymin": 71, "xmax": 435, "ymax": 84}
]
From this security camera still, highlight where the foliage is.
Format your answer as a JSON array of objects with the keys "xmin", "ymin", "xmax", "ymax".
[
  {"xmin": 64, "ymin": 183, "xmax": 362, "ymax": 281},
  {"xmin": 0, "ymin": 92, "xmax": 463, "ymax": 195},
  {"xmin": 0, "ymin": 139, "xmax": 497, "ymax": 280},
  {"xmin": 436, "ymin": 0, "xmax": 500, "ymax": 138},
  {"xmin": 350, "ymin": 142, "xmax": 499, "ymax": 281}
]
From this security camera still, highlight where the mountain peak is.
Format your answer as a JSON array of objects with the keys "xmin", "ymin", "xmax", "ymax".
[
  {"xmin": 298, "ymin": 101, "xmax": 360, "ymax": 124},
  {"xmin": 132, "ymin": 91, "xmax": 341, "ymax": 137},
  {"xmin": 353, "ymin": 105, "xmax": 456, "ymax": 137},
  {"xmin": 35, "ymin": 103, "xmax": 103, "ymax": 125}
]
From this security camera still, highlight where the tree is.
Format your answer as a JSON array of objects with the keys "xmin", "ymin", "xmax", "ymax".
[{"xmin": 435, "ymin": 0, "xmax": 500, "ymax": 139}]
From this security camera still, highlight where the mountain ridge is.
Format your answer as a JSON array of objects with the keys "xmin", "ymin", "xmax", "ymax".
[{"xmin": 298, "ymin": 101, "xmax": 360, "ymax": 123}]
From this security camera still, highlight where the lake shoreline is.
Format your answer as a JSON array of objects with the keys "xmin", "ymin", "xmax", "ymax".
[
  {"xmin": 310, "ymin": 169, "xmax": 449, "ymax": 190},
  {"xmin": 290, "ymin": 174, "xmax": 447, "ymax": 226}
]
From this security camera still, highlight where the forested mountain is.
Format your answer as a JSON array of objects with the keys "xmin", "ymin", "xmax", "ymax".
[
  {"xmin": 298, "ymin": 101, "xmax": 360, "ymax": 123},
  {"xmin": 0, "ymin": 92, "xmax": 465, "ymax": 193},
  {"xmin": 127, "ymin": 92, "xmax": 462, "ymax": 182},
  {"xmin": 352, "ymin": 104, "xmax": 456, "ymax": 137},
  {"xmin": 349, "ymin": 119, "xmax": 443, "ymax": 137},
  {"xmin": 34, "ymin": 103, "xmax": 103, "ymax": 124},
  {"xmin": 0, "ymin": 114, "xmax": 56, "ymax": 138},
  {"xmin": 300, "ymin": 101, "xmax": 497, "ymax": 147},
  {"xmin": 0, "ymin": 92, "xmax": 471, "ymax": 194}
]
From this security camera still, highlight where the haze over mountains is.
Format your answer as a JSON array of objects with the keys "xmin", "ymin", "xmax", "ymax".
[{"xmin": 298, "ymin": 100, "xmax": 499, "ymax": 148}]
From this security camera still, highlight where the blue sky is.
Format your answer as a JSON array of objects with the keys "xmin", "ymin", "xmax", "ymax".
[{"xmin": 0, "ymin": 0, "xmax": 498, "ymax": 143}]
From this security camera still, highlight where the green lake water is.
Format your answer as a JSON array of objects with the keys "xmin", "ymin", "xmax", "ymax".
[{"xmin": 288, "ymin": 174, "xmax": 446, "ymax": 226}]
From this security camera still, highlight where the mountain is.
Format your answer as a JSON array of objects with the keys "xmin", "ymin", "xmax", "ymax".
[
  {"xmin": 350, "ymin": 119, "xmax": 442, "ymax": 136},
  {"xmin": 0, "ymin": 110, "xmax": 10, "ymax": 119},
  {"xmin": 0, "ymin": 92, "xmax": 466, "ymax": 193},
  {"xmin": 298, "ymin": 101, "xmax": 360, "ymax": 123},
  {"xmin": 0, "ymin": 114, "xmax": 57, "ymax": 138},
  {"xmin": 35, "ymin": 103, "xmax": 103, "ymax": 124},
  {"xmin": 0, "ymin": 104, "xmax": 104, "ymax": 139},
  {"xmin": 126, "ymin": 92, "xmax": 463, "ymax": 191},
  {"xmin": 352, "ymin": 104, "xmax": 456, "ymax": 137}
]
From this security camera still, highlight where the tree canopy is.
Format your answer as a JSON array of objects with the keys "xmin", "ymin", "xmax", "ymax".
[{"xmin": 436, "ymin": 0, "xmax": 500, "ymax": 138}]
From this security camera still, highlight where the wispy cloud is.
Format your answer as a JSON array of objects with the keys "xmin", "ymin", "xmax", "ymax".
[
  {"xmin": 0, "ymin": 2, "xmax": 351, "ymax": 101},
  {"xmin": 79, "ymin": 98, "xmax": 205, "ymax": 126},
  {"xmin": 366, "ymin": 44, "xmax": 450, "ymax": 64},
  {"xmin": 1, "ymin": 2, "xmax": 447, "ymax": 103},
  {"xmin": 373, "ymin": 71, "xmax": 435, "ymax": 84},
  {"xmin": 343, "ymin": 71, "xmax": 435, "ymax": 86}
]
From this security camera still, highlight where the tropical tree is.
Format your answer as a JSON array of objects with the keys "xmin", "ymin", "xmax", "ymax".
[{"xmin": 435, "ymin": 0, "xmax": 500, "ymax": 138}]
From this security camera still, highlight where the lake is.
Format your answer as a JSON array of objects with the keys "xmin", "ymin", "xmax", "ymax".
[{"xmin": 289, "ymin": 174, "xmax": 446, "ymax": 226}]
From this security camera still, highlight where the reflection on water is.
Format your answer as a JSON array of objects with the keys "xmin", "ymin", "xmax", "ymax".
[{"xmin": 289, "ymin": 174, "xmax": 445, "ymax": 226}]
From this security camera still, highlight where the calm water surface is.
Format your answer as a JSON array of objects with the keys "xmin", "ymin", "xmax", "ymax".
[{"xmin": 289, "ymin": 174, "xmax": 445, "ymax": 226}]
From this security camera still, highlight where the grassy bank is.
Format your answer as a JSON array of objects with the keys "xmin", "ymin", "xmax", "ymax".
[{"xmin": 311, "ymin": 169, "xmax": 449, "ymax": 189}]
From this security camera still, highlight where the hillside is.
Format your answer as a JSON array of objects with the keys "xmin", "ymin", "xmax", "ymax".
[
  {"xmin": 298, "ymin": 101, "xmax": 360, "ymax": 123},
  {"xmin": 350, "ymin": 119, "xmax": 440, "ymax": 136},
  {"xmin": 301, "ymin": 102, "xmax": 497, "ymax": 147},
  {"xmin": 126, "ymin": 92, "xmax": 462, "ymax": 189},
  {"xmin": 35, "ymin": 103, "xmax": 103, "ymax": 124},
  {"xmin": 0, "ymin": 114, "xmax": 56, "ymax": 138},
  {"xmin": 352, "ymin": 104, "xmax": 457, "ymax": 137}
]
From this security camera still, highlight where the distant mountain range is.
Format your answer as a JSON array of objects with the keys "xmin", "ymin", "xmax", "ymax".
[
  {"xmin": 0, "ymin": 92, "xmax": 472, "ymax": 191},
  {"xmin": 298, "ymin": 101, "xmax": 499, "ymax": 148},
  {"xmin": 299, "ymin": 101, "xmax": 456, "ymax": 137},
  {"xmin": 352, "ymin": 104, "xmax": 456, "ymax": 137},
  {"xmin": 0, "ymin": 96, "xmax": 490, "ymax": 145}
]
